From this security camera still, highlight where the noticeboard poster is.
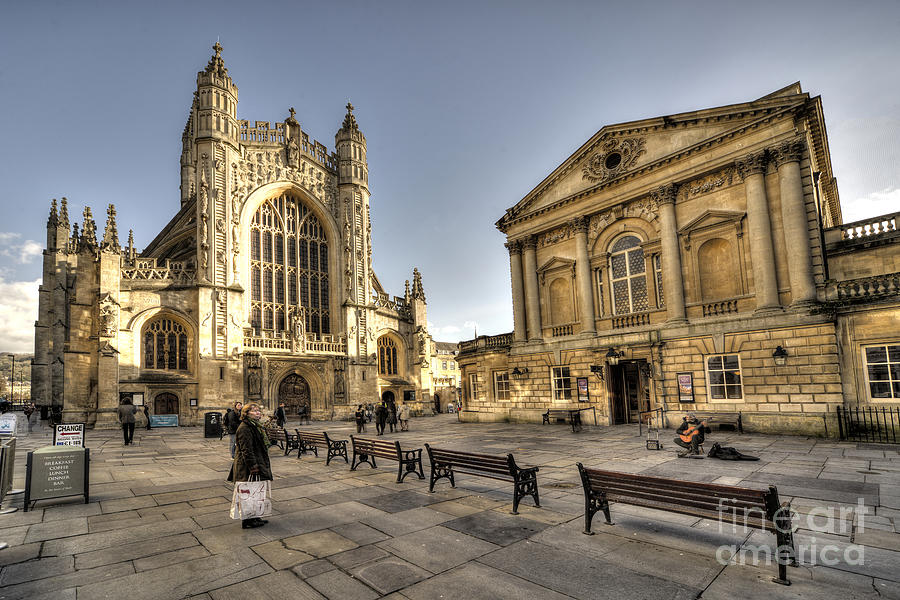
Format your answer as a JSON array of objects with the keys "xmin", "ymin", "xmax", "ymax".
[
  {"xmin": 677, "ymin": 372, "xmax": 694, "ymax": 403},
  {"xmin": 150, "ymin": 415, "xmax": 178, "ymax": 427},
  {"xmin": 576, "ymin": 377, "xmax": 590, "ymax": 402},
  {"xmin": 53, "ymin": 423, "xmax": 85, "ymax": 447}
]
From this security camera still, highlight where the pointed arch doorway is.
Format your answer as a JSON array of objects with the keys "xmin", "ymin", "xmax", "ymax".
[
  {"xmin": 154, "ymin": 392, "xmax": 179, "ymax": 415},
  {"xmin": 278, "ymin": 374, "xmax": 310, "ymax": 417}
]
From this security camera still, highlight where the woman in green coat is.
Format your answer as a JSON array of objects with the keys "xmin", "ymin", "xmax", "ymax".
[{"xmin": 227, "ymin": 403, "xmax": 272, "ymax": 528}]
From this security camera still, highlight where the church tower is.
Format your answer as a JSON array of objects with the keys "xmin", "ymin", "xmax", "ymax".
[{"xmin": 335, "ymin": 104, "xmax": 375, "ymax": 384}]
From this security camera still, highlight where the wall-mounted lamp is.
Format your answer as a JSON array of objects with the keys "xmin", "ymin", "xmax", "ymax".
[
  {"xmin": 511, "ymin": 366, "xmax": 530, "ymax": 380},
  {"xmin": 590, "ymin": 364, "xmax": 604, "ymax": 382},
  {"xmin": 606, "ymin": 347, "xmax": 625, "ymax": 366},
  {"xmin": 773, "ymin": 345, "xmax": 788, "ymax": 366}
]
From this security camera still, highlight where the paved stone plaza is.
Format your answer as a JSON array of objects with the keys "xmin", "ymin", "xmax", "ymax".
[{"xmin": 1, "ymin": 415, "xmax": 899, "ymax": 599}]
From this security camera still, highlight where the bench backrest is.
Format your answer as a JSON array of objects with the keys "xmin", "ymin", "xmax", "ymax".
[
  {"xmin": 351, "ymin": 436, "xmax": 400, "ymax": 457},
  {"xmin": 577, "ymin": 464, "xmax": 776, "ymax": 520},
  {"xmin": 426, "ymin": 444, "xmax": 521, "ymax": 479},
  {"xmin": 693, "ymin": 411, "xmax": 740, "ymax": 420},
  {"xmin": 297, "ymin": 430, "xmax": 327, "ymax": 446},
  {"xmin": 266, "ymin": 427, "xmax": 287, "ymax": 441}
]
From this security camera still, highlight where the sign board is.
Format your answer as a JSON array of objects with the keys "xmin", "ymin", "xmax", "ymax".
[
  {"xmin": 677, "ymin": 372, "xmax": 694, "ymax": 403},
  {"xmin": 24, "ymin": 446, "xmax": 90, "ymax": 511},
  {"xmin": 0, "ymin": 437, "xmax": 15, "ymax": 503},
  {"xmin": 53, "ymin": 423, "xmax": 85, "ymax": 447},
  {"xmin": 576, "ymin": 377, "xmax": 590, "ymax": 402},
  {"xmin": 0, "ymin": 414, "xmax": 17, "ymax": 436},
  {"xmin": 150, "ymin": 415, "xmax": 178, "ymax": 427}
]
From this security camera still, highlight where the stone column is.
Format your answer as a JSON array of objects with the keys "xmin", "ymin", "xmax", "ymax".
[
  {"xmin": 773, "ymin": 140, "xmax": 816, "ymax": 306},
  {"xmin": 571, "ymin": 217, "xmax": 596, "ymax": 334},
  {"xmin": 506, "ymin": 240, "xmax": 527, "ymax": 342},
  {"xmin": 737, "ymin": 150, "xmax": 780, "ymax": 312},
  {"xmin": 522, "ymin": 236, "xmax": 542, "ymax": 341},
  {"xmin": 651, "ymin": 184, "xmax": 687, "ymax": 323}
]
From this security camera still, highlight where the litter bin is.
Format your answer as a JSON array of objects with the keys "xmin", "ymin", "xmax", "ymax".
[{"xmin": 204, "ymin": 412, "xmax": 223, "ymax": 438}]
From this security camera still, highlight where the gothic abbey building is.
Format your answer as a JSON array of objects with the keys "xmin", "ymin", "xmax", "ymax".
[
  {"xmin": 457, "ymin": 84, "xmax": 899, "ymax": 434},
  {"xmin": 32, "ymin": 45, "xmax": 443, "ymax": 427}
]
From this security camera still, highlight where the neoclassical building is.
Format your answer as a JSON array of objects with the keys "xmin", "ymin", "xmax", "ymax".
[
  {"xmin": 457, "ymin": 84, "xmax": 899, "ymax": 434},
  {"xmin": 32, "ymin": 45, "xmax": 443, "ymax": 427}
]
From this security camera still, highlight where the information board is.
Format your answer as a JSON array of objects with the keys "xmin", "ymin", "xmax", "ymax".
[
  {"xmin": 150, "ymin": 415, "xmax": 178, "ymax": 427},
  {"xmin": 53, "ymin": 423, "xmax": 85, "ymax": 447},
  {"xmin": 0, "ymin": 414, "xmax": 17, "ymax": 436},
  {"xmin": 24, "ymin": 446, "xmax": 90, "ymax": 511}
]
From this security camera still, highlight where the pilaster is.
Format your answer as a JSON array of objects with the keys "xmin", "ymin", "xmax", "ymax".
[
  {"xmin": 522, "ymin": 236, "xmax": 542, "ymax": 341},
  {"xmin": 737, "ymin": 150, "xmax": 781, "ymax": 313},
  {"xmin": 772, "ymin": 139, "xmax": 816, "ymax": 306}
]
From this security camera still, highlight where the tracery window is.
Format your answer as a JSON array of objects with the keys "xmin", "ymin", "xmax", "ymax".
[
  {"xmin": 609, "ymin": 235, "xmax": 648, "ymax": 315},
  {"xmin": 143, "ymin": 318, "xmax": 189, "ymax": 371},
  {"xmin": 378, "ymin": 336, "xmax": 398, "ymax": 375},
  {"xmin": 249, "ymin": 194, "xmax": 330, "ymax": 337}
]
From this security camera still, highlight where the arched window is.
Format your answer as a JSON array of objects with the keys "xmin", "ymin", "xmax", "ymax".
[
  {"xmin": 378, "ymin": 336, "xmax": 398, "ymax": 375},
  {"xmin": 249, "ymin": 194, "xmax": 330, "ymax": 337},
  {"xmin": 143, "ymin": 318, "xmax": 189, "ymax": 371},
  {"xmin": 609, "ymin": 235, "xmax": 648, "ymax": 315}
]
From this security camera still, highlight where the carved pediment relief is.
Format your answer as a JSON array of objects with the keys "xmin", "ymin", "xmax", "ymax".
[{"xmin": 582, "ymin": 137, "xmax": 646, "ymax": 183}]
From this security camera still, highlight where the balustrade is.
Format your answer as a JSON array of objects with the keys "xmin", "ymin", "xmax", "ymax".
[
  {"xmin": 551, "ymin": 324, "xmax": 573, "ymax": 337},
  {"xmin": 834, "ymin": 273, "xmax": 900, "ymax": 301},
  {"xmin": 611, "ymin": 313, "xmax": 651, "ymax": 329},
  {"xmin": 702, "ymin": 299, "xmax": 739, "ymax": 317}
]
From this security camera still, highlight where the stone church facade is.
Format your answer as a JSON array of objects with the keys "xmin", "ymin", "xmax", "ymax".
[
  {"xmin": 457, "ymin": 84, "xmax": 899, "ymax": 434},
  {"xmin": 32, "ymin": 45, "xmax": 441, "ymax": 428}
]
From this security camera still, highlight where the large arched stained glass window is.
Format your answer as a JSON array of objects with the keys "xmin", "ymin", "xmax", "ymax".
[
  {"xmin": 378, "ymin": 336, "xmax": 398, "ymax": 375},
  {"xmin": 249, "ymin": 194, "xmax": 330, "ymax": 337},
  {"xmin": 143, "ymin": 318, "xmax": 189, "ymax": 371},
  {"xmin": 609, "ymin": 235, "xmax": 648, "ymax": 315}
]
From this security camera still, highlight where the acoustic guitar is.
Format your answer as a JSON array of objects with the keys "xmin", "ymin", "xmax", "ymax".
[{"xmin": 678, "ymin": 419, "xmax": 710, "ymax": 443}]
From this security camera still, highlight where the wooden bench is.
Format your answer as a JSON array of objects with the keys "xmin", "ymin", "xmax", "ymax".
[
  {"xmin": 265, "ymin": 427, "xmax": 287, "ymax": 451},
  {"xmin": 576, "ymin": 464, "xmax": 796, "ymax": 585},
  {"xmin": 296, "ymin": 430, "xmax": 348, "ymax": 465},
  {"xmin": 425, "ymin": 444, "xmax": 540, "ymax": 514},
  {"xmin": 542, "ymin": 408, "xmax": 583, "ymax": 432},
  {"xmin": 350, "ymin": 436, "xmax": 425, "ymax": 483},
  {"xmin": 693, "ymin": 411, "xmax": 743, "ymax": 433}
]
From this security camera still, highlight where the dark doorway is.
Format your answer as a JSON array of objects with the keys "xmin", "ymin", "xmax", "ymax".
[
  {"xmin": 381, "ymin": 390, "xmax": 395, "ymax": 404},
  {"xmin": 433, "ymin": 393, "xmax": 441, "ymax": 414},
  {"xmin": 608, "ymin": 361, "xmax": 650, "ymax": 424},
  {"xmin": 154, "ymin": 392, "xmax": 179, "ymax": 415},
  {"xmin": 279, "ymin": 374, "xmax": 310, "ymax": 416}
]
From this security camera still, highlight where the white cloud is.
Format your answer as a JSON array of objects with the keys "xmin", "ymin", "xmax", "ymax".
[
  {"xmin": 0, "ymin": 277, "xmax": 40, "ymax": 353},
  {"xmin": 843, "ymin": 188, "xmax": 900, "ymax": 223},
  {"xmin": 0, "ymin": 232, "xmax": 43, "ymax": 264}
]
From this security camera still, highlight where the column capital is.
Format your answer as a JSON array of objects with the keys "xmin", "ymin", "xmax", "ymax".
[
  {"xmin": 736, "ymin": 150, "xmax": 768, "ymax": 178},
  {"xmin": 569, "ymin": 216, "xmax": 590, "ymax": 234},
  {"xmin": 522, "ymin": 235, "xmax": 538, "ymax": 251},
  {"xmin": 650, "ymin": 184, "xmax": 678, "ymax": 206},
  {"xmin": 771, "ymin": 139, "xmax": 805, "ymax": 168},
  {"xmin": 504, "ymin": 239, "xmax": 523, "ymax": 255}
]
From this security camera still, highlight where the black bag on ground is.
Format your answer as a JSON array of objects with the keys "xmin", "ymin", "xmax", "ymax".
[{"xmin": 707, "ymin": 442, "xmax": 760, "ymax": 461}]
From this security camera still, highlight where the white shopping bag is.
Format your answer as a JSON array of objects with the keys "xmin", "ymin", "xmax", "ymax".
[{"xmin": 230, "ymin": 479, "xmax": 272, "ymax": 520}]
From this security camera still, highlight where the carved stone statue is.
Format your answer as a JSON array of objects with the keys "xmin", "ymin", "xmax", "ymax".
[{"xmin": 248, "ymin": 371, "xmax": 261, "ymax": 396}]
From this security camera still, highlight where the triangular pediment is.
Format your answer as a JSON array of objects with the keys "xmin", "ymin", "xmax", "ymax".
[
  {"xmin": 678, "ymin": 209, "xmax": 745, "ymax": 235},
  {"xmin": 497, "ymin": 84, "xmax": 810, "ymax": 232},
  {"xmin": 536, "ymin": 256, "xmax": 575, "ymax": 274}
]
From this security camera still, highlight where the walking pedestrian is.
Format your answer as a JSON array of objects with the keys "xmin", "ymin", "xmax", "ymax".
[
  {"xmin": 365, "ymin": 403, "xmax": 373, "ymax": 423},
  {"xmin": 355, "ymin": 404, "xmax": 366, "ymax": 433},
  {"xmin": 227, "ymin": 402, "xmax": 272, "ymax": 529},
  {"xmin": 224, "ymin": 401, "xmax": 242, "ymax": 458},
  {"xmin": 143, "ymin": 404, "xmax": 152, "ymax": 430},
  {"xmin": 374, "ymin": 402, "xmax": 387, "ymax": 435},
  {"xmin": 23, "ymin": 402, "xmax": 35, "ymax": 433},
  {"xmin": 117, "ymin": 398, "xmax": 137, "ymax": 446},
  {"xmin": 275, "ymin": 402, "xmax": 286, "ymax": 428},
  {"xmin": 388, "ymin": 401, "xmax": 398, "ymax": 433},
  {"xmin": 398, "ymin": 401, "xmax": 410, "ymax": 432}
]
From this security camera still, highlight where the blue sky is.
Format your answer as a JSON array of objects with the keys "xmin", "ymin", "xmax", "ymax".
[{"xmin": 1, "ymin": 0, "xmax": 898, "ymax": 352}]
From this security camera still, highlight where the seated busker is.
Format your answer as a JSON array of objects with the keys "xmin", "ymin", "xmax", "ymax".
[{"xmin": 674, "ymin": 413, "xmax": 709, "ymax": 458}]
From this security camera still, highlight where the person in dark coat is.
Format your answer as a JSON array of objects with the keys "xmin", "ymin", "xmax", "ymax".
[
  {"xmin": 228, "ymin": 402, "xmax": 272, "ymax": 529},
  {"xmin": 374, "ymin": 402, "xmax": 387, "ymax": 435},
  {"xmin": 116, "ymin": 398, "xmax": 137, "ymax": 446},
  {"xmin": 275, "ymin": 402, "xmax": 286, "ymax": 428},
  {"xmin": 143, "ymin": 404, "xmax": 151, "ymax": 430},
  {"xmin": 388, "ymin": 401, "xmax": 398, "ymax": 433},
  {"xmin": 224, "ymin": 401, "xmax": 242, "ymax": 458},
  {"xmin": 354, "ymin": 404, "xmax": 366, "ymax": 433}
]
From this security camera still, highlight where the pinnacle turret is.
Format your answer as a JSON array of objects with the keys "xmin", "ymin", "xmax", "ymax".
[
  {"xmin": 81, "ymin": 207, "xmax": 97, "ymax": 251},
  {"xmin": 341, "ymin": 102, "xmax": 359, "ymax": 132},
  {"xmin": 101, "ymin": 204, "xmax": 120, "ymax": 252},
  {"xmin": 204, "ymin": 41, "xmax": 228, "ymax": 78},
  {"xmin": 60, "ymin": 197, "xmax": 69, "ymax": 229},
  {"xmin": 48, "ymin": 198, "xmax": 59, "ymax": 227},
  {"xmin": 412, "ymin": 268, "xmax": 425, "ymax": 301},
  {"xmin": 127, "ymin": 229, "xmax": 135, "ymax": 262}
]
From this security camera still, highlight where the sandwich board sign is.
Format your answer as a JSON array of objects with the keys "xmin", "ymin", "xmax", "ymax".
[{"xmin": 53, "ymin": 423, "xmax": 85, "ymax": 447}]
